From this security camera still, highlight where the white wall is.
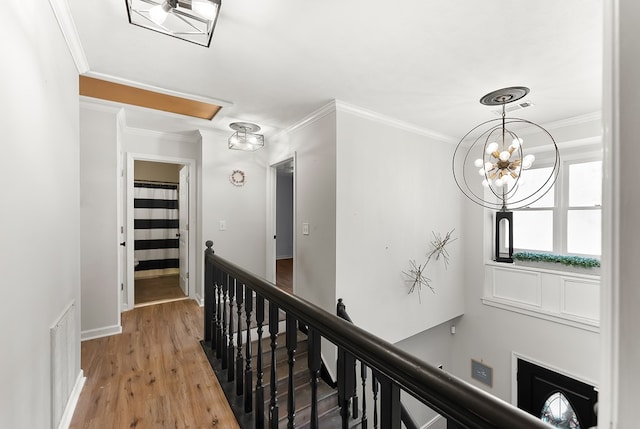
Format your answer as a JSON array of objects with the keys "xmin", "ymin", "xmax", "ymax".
[
  {"xmin": 396, "ymin": 321, "xmax": 456, "ymax": 428},
  {"xmin": 201, "ymin": 130, "xmax": 268, "ymax": 278},
  {"xmin": 79, "ymin": 105, "xmax": 121, "ymax": 339},
  {"xmin": 1, "ymin": 2, "xmax": 82, "ymax": 427},
  {"xmin": 79, "ymin": 105, "xmax": 204, "ymax": 334},
  {"xmin": 610, "ymin": 0, "xmax": 640, "ymax": 425},
  {"xmin": 335, "ymin": 108, "xmax": 465, "ymax": 344},
  {"xmin": 269, "ymin": 108, "xmax": 338, "ymax": 313},
  {"xmin": 450, "ymin": 120, "xmax": 602, "ymax": 404}
]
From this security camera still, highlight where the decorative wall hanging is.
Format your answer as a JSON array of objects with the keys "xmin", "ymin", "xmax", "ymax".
[
  {"xmin": 452, "ymin": 87, "xmax": 559, "ymax": 263},
  {"xmin": 229, "ymin": 169, "xmax": 246, "ymax": 186},
  {"xmin": 403, "ymin": 229, "xmax": 456, "ymax": 302}
]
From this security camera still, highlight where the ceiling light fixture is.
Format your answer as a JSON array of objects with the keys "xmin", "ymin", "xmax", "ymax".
[
  {"xmin": 125, "ymin": 0, "xmax": 221, "ymax": 47},
  {"xmin": 452, "ymin": 87, "xmax": 560, "ymax": 263},
  {"xmin": 228, "ymin": 122, "xmax": 264, "ymax": 151}
]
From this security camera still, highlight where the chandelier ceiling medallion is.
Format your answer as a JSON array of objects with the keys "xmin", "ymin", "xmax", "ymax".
[
  {"xmin": 125, "ymin": 0, "xmax": 222, "ymax": 47},
  {"xmin": 452, "ymin": 86, "xmax": 560, "ymax": 262}
]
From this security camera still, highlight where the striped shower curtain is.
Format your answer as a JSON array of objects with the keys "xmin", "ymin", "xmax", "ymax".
[{"xmin": 134, "ymin": 182, "xmax": 179, "ymax": 274}]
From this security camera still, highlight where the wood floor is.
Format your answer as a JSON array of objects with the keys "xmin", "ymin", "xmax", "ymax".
[
  {"xmin": 135, "ymin": 275, "xmax": 187, "ymax": 306},
  {"xmin": 70, "ymin": 300, "xmax": 240, "ymax": 429},
  {"xmin": 276, "ymin": 258, "xmax": 293, "ymax": 294}
]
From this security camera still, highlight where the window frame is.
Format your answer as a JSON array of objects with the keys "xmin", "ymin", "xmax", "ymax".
[{"xmin": 513, "ymin": 152, "xmax": 602, "ymax": 258}]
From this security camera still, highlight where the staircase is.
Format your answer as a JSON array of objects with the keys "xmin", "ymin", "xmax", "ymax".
[
  {"xmin": 203, "ymin": 242, "xmax": 555, "ymax": 429},
  {"xmin": 201, "ymin": 318, "xmax": 362, "ymax": 428}
]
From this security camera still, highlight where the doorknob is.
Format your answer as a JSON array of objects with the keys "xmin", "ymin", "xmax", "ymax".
[{"xmin": 120, "ymin": 242, "xmax": 126, "ymax": 246}]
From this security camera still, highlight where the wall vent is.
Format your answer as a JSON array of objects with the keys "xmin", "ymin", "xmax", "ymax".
[{"xmin": 493, "ymin": 100, "xmax": 534, "ymax": 115}]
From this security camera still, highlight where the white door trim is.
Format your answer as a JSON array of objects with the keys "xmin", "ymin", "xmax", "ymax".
[{"xmin": 124, "ymin": 152, "xmax": 197, "ymax": 310}]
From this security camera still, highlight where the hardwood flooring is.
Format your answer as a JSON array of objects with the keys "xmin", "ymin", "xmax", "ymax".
[
  {"xmin": 70, "ymin": 300, "xmax": 240, "ymax": 429},
  {"xmin": 135, "ymin": 275, "xmax": 187, "ymax": 306},
  {"xmin": 276, "ymin": 258, "xmax": 293, "ymax": 294}
]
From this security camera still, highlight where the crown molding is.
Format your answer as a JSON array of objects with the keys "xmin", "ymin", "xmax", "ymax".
[
  {"xmin": 543, "ymin": 111, "xmax": 602, "ymax": 131},
  {"xmin": 334, "ymin": 100, "xmax": 459, "ymax": 144},
  {"xmin": 48, "ymin": 0, "xmax": 89, "ymax": 74},
  {"xmin": 272, "ymin": 100, "xmax": 338, "ymax": 141}
]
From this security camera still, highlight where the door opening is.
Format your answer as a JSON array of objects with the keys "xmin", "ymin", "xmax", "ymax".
[
  {"xmin": 130, "ymin": 160, "xmax": 188, "ymax": 307},
  {"xmin": 517, "ymin": 359, "xmax": 598, "ymax": 428},
  {"xmin": 274, "ymin": 159, "xmax": 294, "ymax": 294}
]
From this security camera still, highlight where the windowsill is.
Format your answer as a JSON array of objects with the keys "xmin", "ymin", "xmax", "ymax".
[
  {"xmin": 486, "ymin": 259, "xmax": 600, "ymax": 278},
  {"xmin": 483, "ymin": 261, "xmax": 600, "ymax": 332}
]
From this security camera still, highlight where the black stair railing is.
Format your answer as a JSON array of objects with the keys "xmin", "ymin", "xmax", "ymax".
[
  {"xmin": 337, "ymin": 298, "xmax": 419, "ymax": 429},
  {"xmin": 203, "ymin": 242, "xmax": 552, "ymax": 429}
]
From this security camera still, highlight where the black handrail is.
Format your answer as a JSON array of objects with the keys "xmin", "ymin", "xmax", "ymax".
[
  {"xmin": 337, "ymin": 298, "xmax": 420, "ymax": 429},
  {"xmin": 205, "ymin": 243, "xmax": 552, "ymax": 429}
]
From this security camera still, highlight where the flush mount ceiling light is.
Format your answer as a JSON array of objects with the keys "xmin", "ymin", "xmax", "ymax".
[
  {"xmin": 228, "ymin": 122, "xmax": 264, "ymax": 151},
  {"xmin": 452, "ymin": 86, "xmax": 560, "ymax": 262},
  {"xmin": 125, "ymin": 0, "xmax": 221, "ymax": 47}
]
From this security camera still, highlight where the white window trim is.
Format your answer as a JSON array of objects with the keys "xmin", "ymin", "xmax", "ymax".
[{"xmin": 513, "ymin": 150, "xmax": 603, "ymax": 258}]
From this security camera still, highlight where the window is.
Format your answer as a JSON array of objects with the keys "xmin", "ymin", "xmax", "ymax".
[{"xmin": 512, "ymin": 158, "xmax": 602, "ymax": 257}]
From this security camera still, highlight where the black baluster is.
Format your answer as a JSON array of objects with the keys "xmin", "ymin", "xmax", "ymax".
[
  {"xmin": 215, "ymin": 267, "xmax": 223, "ymax": 359},
  {"xmin": 378, "ymin": 374, "xmax": 401, "ymax": 429},
  {"xmin": 204, "ymin": 242, "xmax": 214, "ymax": 343},
  {"xmin": 269, "ymin": 302, "xmax": 279, "ymax": 429},
  {"xmin": 227, "ymin": 276, "xmax": 235, "ymax": 379},
  {"xmin": 255, "ymin": 294, "xmax": 265, "ymax": 429},
  {"xmin": 308, "ymin": 328, "xmax": 321, "ymax": 429},
  {"xmin": 338, "ymin": 347, "xmax": 355, "ymax": 429},
  {"xmin": 221, "ymin": 273, "xmax": 229, "ymax": 370},
  {"xmin": 372, "ymin": 373, "xmax": 378, "ymax": 429},
  {"xmin": 361, "ymin": 363, "xmax": 368, "ymax": 429},
  {"xmin": 286, "ymin": 314, "xmax": 297, "ymax": 429},
  {"xmin": 236, "ymin": 280, "xmax": 244, "ymax": 395},
  {"xmin": 244, "ymin": 286, "xmax": 254, "ymax": 413}
]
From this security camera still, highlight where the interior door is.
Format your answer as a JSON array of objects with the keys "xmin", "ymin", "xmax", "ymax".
[
  {"xmin": 178, "ymin": 165, "xmax": 189, "ymax": 296},
  {"xmin": 518, "ymin": 359, "xmax": 598, "ymax": 428}
]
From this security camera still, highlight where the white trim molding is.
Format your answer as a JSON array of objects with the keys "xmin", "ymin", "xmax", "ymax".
[
  {"xmin": 335, "ymin": 100, "xmax": 459, "ymax": 144},
  {"xmin": 48, "ymin": 0, "xmax": 89, "ymax": 73},
  {"xmin": 421, "ymin": 414, "xmax": 444, "ymax": 429},
  {"xmin": 81, "ymin": 324, "xmax": 122, "ymax": 341},
  {"xmin": 57, "ymin": 371, "xmax": 86, "ymax": 429}
]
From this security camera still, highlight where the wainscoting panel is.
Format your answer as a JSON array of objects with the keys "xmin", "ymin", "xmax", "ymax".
[
  {"xmin": 51, "ymin": 302, "xmax": 77, "ymax": 428},
  {"xmin": 561, "ymin": 278, "xmax": 600, "ymax": 322},
  {"xmin": 492, "ymin": 268, "xmax": 542, "ymax": 307}
]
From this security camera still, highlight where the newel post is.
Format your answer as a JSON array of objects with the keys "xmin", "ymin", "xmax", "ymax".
[{"xmin": 204, "ymin": 241, "xmax": 215, "ymax": 342}]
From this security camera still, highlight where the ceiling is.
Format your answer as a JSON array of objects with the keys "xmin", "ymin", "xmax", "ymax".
[{"xmin": 68, "ymin": 0, "xmax": 603, "ymax": 140}]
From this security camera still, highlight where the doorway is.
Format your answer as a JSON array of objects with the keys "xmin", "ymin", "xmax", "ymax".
[
  {"xmin": 274, "ymin": 159, "xmax": 294, "ymax": 293},
  {"xmin": 517, "ymin": 359, "xmax": 598, "ymax": 428},
  {"xmin": 125, "ymin": 159, "xmax": 192, "ymax": 308}
]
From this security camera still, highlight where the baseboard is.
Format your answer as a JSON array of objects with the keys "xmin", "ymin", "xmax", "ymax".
[
  {"xmin": 81, "ymin": 324, "xmax": 122, "ymax": 341},
  {"xmin": 195, "ymin": 293, "xmax": 204, "ymax": 307},
  {"xmin": 421, "ymin": 414, "xmax": 444, "ymax": 429},
  {"xmin": 57, "ymin": 370, "xmax": 86, "ymax": 429}
]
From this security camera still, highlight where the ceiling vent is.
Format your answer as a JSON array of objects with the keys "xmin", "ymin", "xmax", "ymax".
[{"xmin": 493, "ymin": 100, "xmax": 534, "ymax": 115}]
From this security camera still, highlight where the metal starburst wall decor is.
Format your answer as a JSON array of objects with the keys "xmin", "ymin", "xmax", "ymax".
[{"xmin": 403, "ymin": 229, "xmax": 457, "ymax": 302}]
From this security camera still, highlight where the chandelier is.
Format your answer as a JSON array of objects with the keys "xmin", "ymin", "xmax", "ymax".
[
  {"xmin": 125, "ymin": 0, "xmax": 222, "ymax": 47},
  {"xmin": 452, "ymin": 87, "xmax": 560, "ymax": 262}
]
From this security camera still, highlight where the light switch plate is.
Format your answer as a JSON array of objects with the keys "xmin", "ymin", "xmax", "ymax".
[
  {"xmin": 219, "ymin": 220, "xmax": 227, "ymax": 231},
  {"xmin": 302, "ymin": 223, "xmax": 309, "ymax": 235}
]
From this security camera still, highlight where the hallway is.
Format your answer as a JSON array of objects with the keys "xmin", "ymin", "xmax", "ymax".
[{"xmin": 70, "ymin": 300, "xmax": 240, "ymax": 428}]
